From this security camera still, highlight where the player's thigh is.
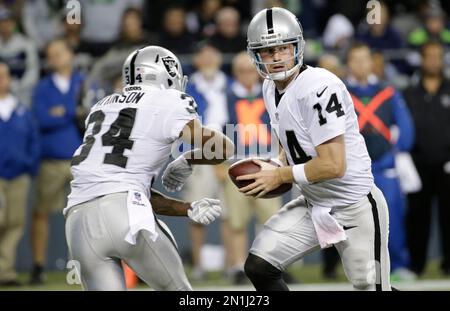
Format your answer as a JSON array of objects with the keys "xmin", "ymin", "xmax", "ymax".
[
  {"xmin": 334, "ymin": 187, "xmax": 390, "ymax": 290},
  {"xmin": 250, "ymin": 204, "xmax": 319, "ymax": 271},
  {"xmin": 222, "ymin": 178, "xmax": 252, "ymax": 231},
  {"xmin": 81, "ymin": 258, "xmax": 126, "ymax": 291},
  {"xmin": 65, "ymin": 201, "xmax": 126, "ymax": 291},
  {"xmin": 254, "ymin": 196, "xmax": 281, "ymax": 225},
  {"xmin": 125, "ymin": 220, "xmax": 192, "ymax": 291},
  {"xmin": 35, "ymin": 160, "xmax": 71, "ymax": 213}
]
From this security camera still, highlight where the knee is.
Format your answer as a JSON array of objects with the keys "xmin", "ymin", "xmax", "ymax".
[
  {"xmin": 244, "ymin": 254, "xmax": 260, "ymax": 280},
  {"xmin": 352, "ymin": 279, "xmax": 372, "ymax": 290},
  {"xmin": 348, "ymin": 266, "xmax": 377, "ymax": 291},
  {"xmin": 343, "ymin": 256, "xmax": 374, "ymax": 290},
  {"xmin": 244, "ymin": 253, "xmax": 281, "ymax": 281}
]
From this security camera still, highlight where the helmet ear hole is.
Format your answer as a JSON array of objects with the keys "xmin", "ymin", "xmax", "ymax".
[{"xmin": 167, "ymin": 79, "xmax": 173, "ymax": 87}]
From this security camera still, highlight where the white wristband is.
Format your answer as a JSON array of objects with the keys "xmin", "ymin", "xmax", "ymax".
[{"xmin": 292, "ymin": 164, "xmax": 310, "ymax": 186}]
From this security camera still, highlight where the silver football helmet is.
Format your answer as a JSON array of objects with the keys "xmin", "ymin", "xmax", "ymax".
[
  {"xmin": 247, "ymin": 7, "xmax": 305, "ymax": 81},
  {"xmin": 122, "ymin": 46, "xmax": 188, "ymax": 92}
]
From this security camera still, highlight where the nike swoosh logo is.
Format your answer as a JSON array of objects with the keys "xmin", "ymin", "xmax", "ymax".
[
  {"xmin": 343, "ymin": 225, "xmax": 357, "ymax": 230},
  {"xmin": 316, "ymin": 86, "xmax": 328, "ymax": 97},
  {"xmin": 112, "ymin": 129, "xmax": 121, "ymax": 137}
]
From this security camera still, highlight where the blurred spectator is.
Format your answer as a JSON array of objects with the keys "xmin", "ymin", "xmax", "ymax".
[
  {"xmin": 404, "ymin": 41, "xmax": 450, "ymax": 276},
  {"xmin": 181, "ymin": 42, "xmax": 229, "ymax": 280},
  {"xmin": 222, "ymin": 0, "xmax": 251, "ymax": 23},
  {"xmin": 179, "ymin": 83, "xmax": 211, "ymax": 281},
  {"xmin": 63, "ymin": 15, "xmax": 87, "ymax": 54},
  {"xmin": 317, "ymin": 54, "xmax": 345, "ymax": 78},
  {"xmin": 356, "ymin": 1, "xmax": 404, "ymax": 51},
  {"xmin": 0, "ymin": 1, "xmax": 24, "ymax": 21},
  {"xmin": 372, "ymin": 50, "xmax": 408, "ymax": 89},
  {"xmin": 82, "ymin": 7, "xmax": 151, "ymax": 111},
  {"xmin": 186, "ymin": 0, "xmax": 222, "ymax": 38},
  {"xmin": 79, "ymin": 0, "xmax": 143, "ymax": 57},
  {"xmin": 218, "ymin": 52, "xmax": 280, "ymax": 285},
  {"xmin": 30, "ymin": 39, "xmax": 84, "ymax": 285},
  {"xmin": 345, "ymin": 42, "xmax": 416, "ymax": 280},
  {"xmin": 322, "ymin": 14, "xmax": 354, "ymax": 50},
  {"xmin": 190, "ymin": 42, "xmax": 230, "ymax": 128},
  {"xmin": 408, "ymin": 5, "xmax": 450, "ymax": 47},
  {"xmin": 60, "ymin": 16, "xmax": 93, "ymax": 74},
  {"xmin": 0, "ymin": 7, "xmax": 39, "ymax": 107},
  {"xmin": 159, "ymin": 6, "xmax": 199, "ymax": 54},
  {"xmin": 113, "ymin": 7, "xmax": 149, "ymax": 50},
  {"xmin": 22, "ymin": 0, "xmax": 65, "ymax": 51},
  {"xmin": 0, "ymin": 62, "xmax": 39, "ymax": 287},
  {"xmin": 209, "ymin": 7, "xmax": 246, "ymax": 53}
]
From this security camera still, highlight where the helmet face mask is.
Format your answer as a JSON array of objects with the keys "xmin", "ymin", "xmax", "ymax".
[
  {"xmin": 247, "ymin": 7, "xmax": 306, "ymax": 81},
  {"xmin": 122, "ymin": 46, "xmax": 188, "ymax": 92}
]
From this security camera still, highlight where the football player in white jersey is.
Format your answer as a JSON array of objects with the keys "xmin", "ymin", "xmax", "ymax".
[
  {"xmin": 64, "ymin": 46, "xmax": 234, "ymax": 290},
  {"xmin": 234, "ymin": 8, "xmax": 392, "ymax": 291}
]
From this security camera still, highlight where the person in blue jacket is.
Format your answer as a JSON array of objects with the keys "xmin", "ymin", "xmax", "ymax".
[
  {"xmin": 0, "ymin": 62, "xmax": 40, "ymax": 286},
  {"xmin": 176, "ymin": 42, "xmax": 232, "ymax": 282},
  {"xmin": 30, "ymin": 39, "xmax": 84, "ymax": 285},
  {"xmin": 345, "ymin": 42, "xmax": 416, "ymax": 280}
]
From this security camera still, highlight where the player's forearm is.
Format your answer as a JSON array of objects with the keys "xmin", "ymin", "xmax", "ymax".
[
  {"xmin": 150, "ymin": 189, "xmax": 189, "ymax": 216},
  {"xmin": 277, "ymin": 156, "xmax": 346, "ymax": 186},
  {"xmin": 303, "ymin": 157, "xmax": 346, "ymax": 182},
  {"xmin": 297, "ymin": 135, "xmax": 346, "ymax": 183}
]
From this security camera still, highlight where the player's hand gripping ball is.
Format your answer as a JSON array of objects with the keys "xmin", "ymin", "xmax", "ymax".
[{"xmin": 228, "ymin": 158, "xmax": 292, "ymax": 198}]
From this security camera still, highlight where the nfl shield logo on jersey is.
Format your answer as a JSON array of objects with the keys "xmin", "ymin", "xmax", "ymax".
[{"xmin": 134, "ymin": 192, "xmax": 141, "ymax": 201}]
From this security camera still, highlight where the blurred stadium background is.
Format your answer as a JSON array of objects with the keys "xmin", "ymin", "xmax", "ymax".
[{"xmin": 0, "ymin": 0, "xmax": 450, "ymax": 290}]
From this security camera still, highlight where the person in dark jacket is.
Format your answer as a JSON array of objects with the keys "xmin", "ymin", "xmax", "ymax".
[
  {"xmin": 356, "ymin": 2, "xmax": 403, "ymax": 51},
  {"xmin": 0, "ymin": 62, "xmax": 40, "ymax": 286},
  {"xmin": 158, "ymin": 6, "xmax": 199, "ymax": 54},
  {"xmin": 30, "ymin": 39, "xmax": 84, "ymax": 285},
  {"xmin": 403, "ymin": 41, "xmax": 450, "ymax": 276},
  {"xmin": 209, "ymin": 7, "xmax": 247, "ymax": 54}
]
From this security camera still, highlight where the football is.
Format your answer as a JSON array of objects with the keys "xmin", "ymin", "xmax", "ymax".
[{"xmin": 228, "ymin": 158, "xmax": 293, "ymax": 199}]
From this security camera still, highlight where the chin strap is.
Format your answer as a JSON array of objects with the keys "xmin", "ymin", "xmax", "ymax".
[{"xmin": 269, "ymin": 64, "xmax": 300, "ymax": 81}]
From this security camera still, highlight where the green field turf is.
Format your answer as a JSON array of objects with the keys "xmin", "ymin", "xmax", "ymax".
[{"xmin": 1, "ymin": 260, "xmax": 449, "ymax": 291}]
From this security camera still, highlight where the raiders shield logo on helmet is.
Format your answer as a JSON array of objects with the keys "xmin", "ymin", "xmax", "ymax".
[{"xmin": 162, "ymin": 56, "xmax": 178, "ymax": 78}]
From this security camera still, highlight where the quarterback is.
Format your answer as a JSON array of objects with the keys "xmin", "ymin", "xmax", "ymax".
[{"xmin": 237, "ymin": 8, "xmax": 392, "ymax": 291}]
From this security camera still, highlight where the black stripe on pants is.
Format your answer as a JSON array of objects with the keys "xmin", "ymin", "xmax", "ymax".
[
  {"xmin": 368, "ymin": 193, "xmax": 382, "ymax": 291},
  {"xmin": 154, "ymin": 215, "xmax": 178, "ymax": 252}
]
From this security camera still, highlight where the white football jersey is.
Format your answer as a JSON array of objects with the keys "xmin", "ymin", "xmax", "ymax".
[
  {"xmin": 263, "ymin": 66, "xmax": 374, "ymax": 207},
  {"xmin": 65, "ymin": 85, "xmax": 199, "ymax": 214}
]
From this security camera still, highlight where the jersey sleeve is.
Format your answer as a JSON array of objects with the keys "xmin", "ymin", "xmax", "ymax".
[
  {"xmin": 302, "ymin": 82, "xmax": 347, "ymax": 147},
  {"xmin": 165, "ymin": 92, "xmax": 200, "ymax": 142}
]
